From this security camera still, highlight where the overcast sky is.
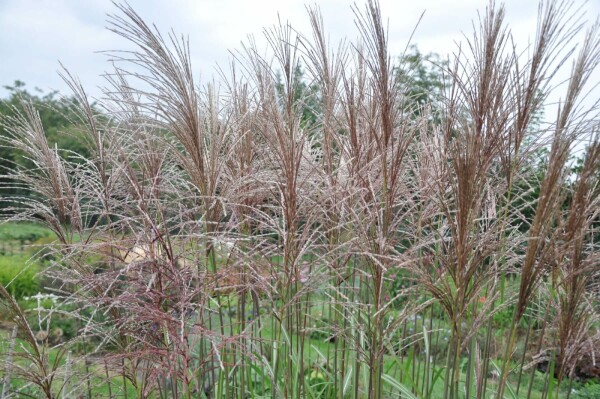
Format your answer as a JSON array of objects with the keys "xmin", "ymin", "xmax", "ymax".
[{"xmin": 1, "ymin": 0, "xmax": 599, "ymax": 108}]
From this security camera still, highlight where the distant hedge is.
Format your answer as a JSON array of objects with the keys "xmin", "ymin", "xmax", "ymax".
[{"xmin": 0, "ymin": 223, "xmax": 53, "ymax": 243}]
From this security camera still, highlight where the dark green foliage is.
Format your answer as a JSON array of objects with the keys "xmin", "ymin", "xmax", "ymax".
[
  {"xmin": 19, "ymin": 298, "xmax": 81, "ymax": 341},
  {"xmin": 492, "ymin": 304, "xmax": 516, "ymax": 330},
  {"xmin": 572, "ymin": 381, "xmax": 600, "ymax": 399},
  {"xmin": 275, "ymin": 64, "xmax": 321, "ymax": 129},
  {"xmin": 396, "ymin": 45, "xmax": 447, "ymax": 113}
]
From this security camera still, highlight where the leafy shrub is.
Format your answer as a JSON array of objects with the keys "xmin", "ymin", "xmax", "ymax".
[
  {"xmin": 572, "ymin": 381, "xmax": 600, "ymax": 399},
  {"xmin": 306, "ymin": 365, "xmax": 334, "ymax": 399},
  {"xmin": 493, "ymin": 304, "xmax": 515, "ymax": 330},
  {"xmin": 0, "ymin": 255, "xmax": 40, "ymax": 299}
]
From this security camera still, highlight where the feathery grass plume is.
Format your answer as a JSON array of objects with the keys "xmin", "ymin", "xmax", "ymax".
[
  {"xmin": 552, "ymin": 139, "xmax": 600, "ymax": 385},
  {"xmin": 496, "ymin": 11, "xmax": 600, "ymax": 399},
  {"xmin": 0, "ymin": 284, "xmax": 69, "ymax": 398},
  {"xmin": 238, "ymin": 14, "xmax": 329, "ymax": 396},
  {"xmin": 338, "ymin": 1, "xmax": 421, "ymax": 397},
  {"xmin": 405, "ymin": 2, "xmax": 529, "ymax": 397},
  {"xmin": 0, "ymin": 101, "xmax": 82, "ymax": 243}
]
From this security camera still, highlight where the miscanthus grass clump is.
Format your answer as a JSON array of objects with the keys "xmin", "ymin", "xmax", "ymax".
[{"xmin": 1, "ymin": 1, "xmax": 599, "ymax": 398}]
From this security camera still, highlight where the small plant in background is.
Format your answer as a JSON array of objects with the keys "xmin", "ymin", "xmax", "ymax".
[{"xmin": 0, "ymin": 256, "xmax": 40, "ymax": 299}]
